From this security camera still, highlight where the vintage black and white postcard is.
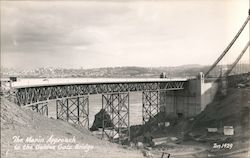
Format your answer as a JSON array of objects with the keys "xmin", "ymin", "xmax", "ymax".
[{"xmin": 1, "ymin": 0, "xmax": 250, "ymax": 158}]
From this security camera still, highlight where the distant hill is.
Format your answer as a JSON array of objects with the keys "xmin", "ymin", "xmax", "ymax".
[
  {"xmin": 1, "ymin": 65, "xmax": 209, "ymax": 78},
  {"xmin": 2, "ymin": 64, "xmax": 249, "ymax": 78}
]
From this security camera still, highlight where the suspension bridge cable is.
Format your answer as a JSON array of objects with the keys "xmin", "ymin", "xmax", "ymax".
[
  {"xmin": 224, "ymin": 41, "xmax": 250, "ymax": 76},
  {"xmin": 205, "ymin": 15, "xmax": 250, "ymax": 77}
]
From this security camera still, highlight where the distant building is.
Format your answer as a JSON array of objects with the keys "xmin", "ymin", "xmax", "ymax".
[
  {"xmin": 9, "ymin": 77, "xmax": 17, "ymax": 82},
  {"xmin": 160, "ymin": 72, "xmax": 167, "ymax": 78}
]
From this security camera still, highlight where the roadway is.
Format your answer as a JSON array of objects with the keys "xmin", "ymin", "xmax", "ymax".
[{"xmin": 11, "ymin": 78, "xmax": 188, "ymax": 88}]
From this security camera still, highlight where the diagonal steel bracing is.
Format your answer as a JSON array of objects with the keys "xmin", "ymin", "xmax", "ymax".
[
  {"xmin": 31, "ymin": 102, "xmax": 48, "ymax": 116},
  {"xmin": 56, "ymin": 96, "xmax": 89, "ymax": 128},
  {"xmin": 142, "ymin": 90, "xmax": 159, "ymax": 124},
  {"xmin": 15, "ymin": 81, "xmax": 186, "ymax": 106},
  {"xmin": 102, "ymin": 93, "xmax": 130, "ymax": 144}
]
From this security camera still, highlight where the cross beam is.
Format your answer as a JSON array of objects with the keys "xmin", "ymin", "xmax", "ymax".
[
  {"xmin": 102, "ymin": 93, "xmax": 130, "ymax": 144},
  {"xmin": 31, "ymin": 102, "xmax": 48, "ymax": 116},
  {"xmin": 142, "ymin": 91, "xmax": 159, "ymax": 124},
  {"xmin": 56, "ymin": 96, "xmax": 89, "ymax": 128}
]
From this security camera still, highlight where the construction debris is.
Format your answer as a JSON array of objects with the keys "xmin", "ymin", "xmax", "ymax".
[
  {"xmin": 207, "ymin": 128, "xmax": 218, "ymax": 133},
  {"xmin": 223, "ymin": 126, "xmax": 234, "ymax": 136}
]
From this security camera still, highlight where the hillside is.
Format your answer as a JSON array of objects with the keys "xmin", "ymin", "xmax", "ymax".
[
  {"xmin": 129, "ymin": 84, "xmax": 250, "ymax": 158},
  {"xmin": 191, "ymin": 86, "xmax": 250, "ymax": 133},
  {"xmin": 1, "ymin": 83, "xmax": 250, "ymax": 158},
  {"xmin": 3, "ymin": 65, "xmax": 250, "ymax": 78},
  {"xmin": 189, "ymin": 85, "xmax": 250, "ymax": 157},
  {"xmin": 1, "ymin": 98, "xmax": 144, "ymax": 158},
  {"xmin": 1, "ymin": 65, "xmax": 208, "ymax": 78}
]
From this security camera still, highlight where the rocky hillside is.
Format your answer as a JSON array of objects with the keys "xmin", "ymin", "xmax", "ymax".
[
  {"xmin": 1, "ymin": 98, "xmax": 144, "ymax": 158},
  {"xmin": 189, "ymin": 85, "xmax": 250, "ymax": 158}
]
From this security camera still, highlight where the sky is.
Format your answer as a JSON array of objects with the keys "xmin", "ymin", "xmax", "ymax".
[{"xmin": 1, "ymin": 0, "xmax": 249, "ymax": 69}]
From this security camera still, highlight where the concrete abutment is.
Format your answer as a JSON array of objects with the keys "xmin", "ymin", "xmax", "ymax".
[{"xmin": 160, "ymin": 72, "xmax": 218, "ymax": 118}]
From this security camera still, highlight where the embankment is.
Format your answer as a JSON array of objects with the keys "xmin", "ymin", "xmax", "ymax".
[{"xmin": 1, "ymin": 98, "xmax": 144, "ymax": 158}]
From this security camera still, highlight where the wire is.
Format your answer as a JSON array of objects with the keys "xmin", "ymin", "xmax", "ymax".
[
  {"xmin": 224, "ymin": 41, "xmax": 250, "ymax": 76},
  {"xmin": 205, "ymin": 15, "xmax": 250, "ymax": 77}
]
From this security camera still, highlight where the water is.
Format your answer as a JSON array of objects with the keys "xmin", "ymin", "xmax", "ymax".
[{"xmin": 47, "ymin": 92, "xmax": 143, "ymax": 126}]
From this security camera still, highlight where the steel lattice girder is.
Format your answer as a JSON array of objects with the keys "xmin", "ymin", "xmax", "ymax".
[
  {"xmin": 56, "ymin": 96, "xmax": 89, "ymax": 128},
  {"xmin": 142, "ymin": 91, "xmax": 159, "ymax": 124},
  {"xmin": 102, "ymin": 93, "xmax": 130, "ymax": 144},
  {"xmin": 15, "ymin": 81, "xmax": 186, "ymax": 106},
  {"xmin": 31, "ymin": 102, "xmax": 48, "ymax": 116}
]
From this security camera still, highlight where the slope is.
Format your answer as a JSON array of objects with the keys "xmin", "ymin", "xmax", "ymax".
[{"xmin": 1, "ymin": 98, "xmax": 144, "ymax": 158}]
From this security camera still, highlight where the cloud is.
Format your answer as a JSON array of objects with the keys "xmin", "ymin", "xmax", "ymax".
[
  {"xmin": 1, "ymin": 0, "xmax": 248, "ymax": 69},
  {"xmin": 1, "ymin": 1, "xmax": 131, "ymax": 54}
]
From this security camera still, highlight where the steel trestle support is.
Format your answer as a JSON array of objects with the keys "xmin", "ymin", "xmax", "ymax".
[
  {"xmin": 31, "ymin": 102, "xmax": 48, "ymax": 116},
  {"xmin": 102, "ymin": 92, "xmax": 130, "ymax": 144},
  {"xmin": 142, "ymin": 91, "xmax": 159, "ymax": 124},
  {"xmin": 56, "ymin": 96, "xmax": 89, "ymax": 128}
]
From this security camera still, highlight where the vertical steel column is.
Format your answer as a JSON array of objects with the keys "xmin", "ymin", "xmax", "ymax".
[
  {"xmin": 102, "ymin": 92, "xmax": 130, "ymax": 144},
  {"xmin": 67, "ymin": 98, "xmax": 69, "ymax": 122},
  {"xmin": 159, "ymin": 90, "xmax": 167, "ymax": 113},
  {"xmin": 127, "ymin": 93, "xmax": 130, "ymax": 142},
  {"xmin": 31, "ymin": 102, "xmax": 48, "ymax": 116},
  {"xmin": 77, "ymin": 97, "xmax": 80, "ymax": 123},
  {"xmin": 79, "ymin": 96, "xmax": 89, "ymax": 128},
  {"xmin": 56, "ymin": 99, "xmax": 67, "ymax": 120},
  {"xmin": 142, "ymin": 90, "xmax": 159, "ymax": 124},
  {"xmin": 173, "ymin": 91, "xmax": 177, "ymax": 115},
  {"xmin": 56, "ymin": 96, "xmax": 89, "ymax": 128}
]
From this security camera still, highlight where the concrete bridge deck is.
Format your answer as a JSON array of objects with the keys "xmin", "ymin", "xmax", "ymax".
[{"xmin": 11, "ymin": 78, "xmax": 188, "ymax": 88}]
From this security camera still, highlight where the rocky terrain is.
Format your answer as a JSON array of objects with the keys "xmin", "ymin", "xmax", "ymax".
[
  {"xmin": 1, "ymin": 98, "xmax": 144, "ymax": 158},
  {"xmin": 129, "ymin": 82, "xmax": 250, "ymax": 158},
  {"xmin": 1, "ymin": 81, "xmax": 250, "ymax": 158}
]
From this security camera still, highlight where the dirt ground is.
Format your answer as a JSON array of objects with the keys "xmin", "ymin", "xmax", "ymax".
[
  {"xmin": 1, "ymin": 98, "xmax": 144, "ymax": 158},
  {"xmin": 186, "ymin": 85, "xmax": 250, "ymax": 158},
  {"xmin": 129, "ymin": 84, "xmax": 250, "ymax": 158},
  {"xmin": 1, "ymin": 83, "xmax": 250, "ymax": 158},
  {"xmin": 0, "ymin": 98, "xmax": 211, "ymax": 158}
]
